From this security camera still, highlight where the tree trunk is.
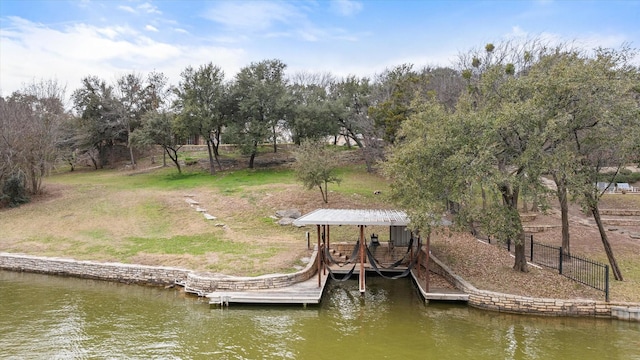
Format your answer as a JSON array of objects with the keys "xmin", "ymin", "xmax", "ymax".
[
  {"xmin": 272, "ymin": 124, "xmax": 278, "ymax": 153},
  {"xmin": 553, "ymin": 174, "xmax": 571, "ymax": 257},
  {"xmin": 249, "ymin": 141, "xmax": 258, "ymax": 169},
  {"xmin": 590, "ymin": 203, "xmax": 624, "ymax": 281},
  {"xmin": 501, "ymin": 185, "xmax": 528, "ymax": 272},
  {"xmin": 212, "ymin": 129, "xmax": 222, "ymax": 170},
  {"xmin": 164, "ymin": 146, "xmax": 181, "ymax": 174},
  {"xmin": 318, "ymin": 183, "xmax": 328, "ymax": 203},
  {"xmin": 205, "ymin": 139, "xmax": 216, "ymax": 175},
  {"xmin": 513, "ymin": 242, "xmax": 527, "ymax": 272}
]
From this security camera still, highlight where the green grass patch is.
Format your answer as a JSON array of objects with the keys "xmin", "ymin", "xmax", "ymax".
[
  {"xmin": 332, "ymin": 165, "xmax": 390, "ymax": 199},
  {"xmin": 213, "ymin": 168, "xmax": 295, "ymax": 191},
  {"xmin": 79, "ymin": 229, "xmax": 110, "ymax": 240},
  {"xmin": 123, "ymin": 234, "xmax": 249, "ymax": 256}
]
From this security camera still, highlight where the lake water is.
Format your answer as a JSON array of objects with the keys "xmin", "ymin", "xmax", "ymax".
[{"xmin": 1, "ymin": 270, "xmax": 638, "ymax": 359}]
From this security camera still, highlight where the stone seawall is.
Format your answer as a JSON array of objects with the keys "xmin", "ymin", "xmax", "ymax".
[
  {"xmin": 0, "ymin": 253, "xmax": 190, "ymax": 285},
  {"xmin": 0, "ymin": 249, "xmax": 318, "ymax": 294},
  {"xmin": 184, "ymin": 249, "xmax": 318, "ymax": 293},
  {"xmin": 428, "ymin": 253, "xmax": 640, "ymax": 322}
]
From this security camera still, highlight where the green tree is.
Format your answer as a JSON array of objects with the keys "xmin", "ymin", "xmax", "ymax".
[
  {"xmin": 293, "ymin": 139, "xmax": 342, "ymax": 203},
  {"xmin": 130, "ymin": 111, "xmax": 183, "ymax": 174},
  {"xmin": 386, "ymin": 41, "xmax": 553, "ymax": 272},
  {"xmin": 288, "ymin": 72, "xmax": 339, "ymax": 144},
  {"xmin": 534, "ymin": 47, "xmax": 640, "ymax": 280},
  {"xmin": 174, "ymin": 63, "xmax": 227, "ymax": 174},
  {"xmin": 329, "ymin": 75, "xmax": 382, "ymax": 172},
  {"xmin": 72, "ymin": 76, "xmax": 125, "ymax": 169},
  {"xmin": 228, "ymin": 59, "xmax": 289, "ymax": 168},
  {"xmin": 116, "ymin": 71, "xmax": 170, "ymax": 168}
]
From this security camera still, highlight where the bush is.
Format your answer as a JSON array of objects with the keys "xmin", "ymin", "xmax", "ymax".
[{"xmin": 1, "ymin": 172, "xmax": 30, "ymax": 207}]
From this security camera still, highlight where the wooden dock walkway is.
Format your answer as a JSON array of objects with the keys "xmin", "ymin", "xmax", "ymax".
[
  {"xmin": 410, "ymin": 269, "xmax": 469, "ymax": 302},
  {"xmin": 207, "ymin": 271, "xmax": 329, "ymax": 306},
  {"xmin": 205, "ymin": 266, "xmax": 468, "ymax": 306}
]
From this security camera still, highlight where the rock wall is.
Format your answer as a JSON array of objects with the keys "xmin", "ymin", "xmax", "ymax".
[
  {"xmin": 0, "ymin": 253, "xmax": 190, "ymax": 285},
  {"xmin": 184, "ymin": 249, "xmax": 318, "ymax": 293},
  {"xmin": 428, "ymin": 252, "xmax": 640, "ymax": 321},
  {"xmin": 0, "ymin": 250, "xmax": 317, "ymax": 294}
]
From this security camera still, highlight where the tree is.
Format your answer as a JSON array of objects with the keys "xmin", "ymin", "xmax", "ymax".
[
  {"xmin": 130, "ymin": 111, "xmax": 183, "ymax": 174},
  {"xmin": 72, "ymin": 76, "xmax": 125, "ymax": 169},
  {"xmin": 293, "ymin": 139, "xmax": 341, "ymax": 203},
  {"xmin": 288, "ymin": 71, "xmax": 339, "ymax": 144},
  {"xmin": 386, "ymin": 41, "xmax": 556, "ymax": 272},
  {"xmin": 535, "ymin": 47, "xmax": 640, "ymax": 280},
  {"xmin": 174, "ymin": 63, "xmax": 227, "ymax": 174},
  {"xmin": 116, "ymin": 71, "xmax": 170, "ymax": 168},
  {"xmin": 0, "ymin": 79, "xmax": 67, "ymax": 197},
  {"xmin": 329, "ymin": 75, "xmax": 382, "ymax": 172},
  {"xmin": 228, "ymin": 59, "xmax": 289, "ymax": 168}
]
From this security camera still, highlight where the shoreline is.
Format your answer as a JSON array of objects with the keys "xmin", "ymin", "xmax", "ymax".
[{"xmin": 1, "ymin": 251, "xmax": 638, "ymax": 322}]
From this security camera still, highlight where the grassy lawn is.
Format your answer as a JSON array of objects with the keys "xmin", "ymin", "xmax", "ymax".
[
  {"xmin": 1, "ymin": 148, "xmax": 638, "ymax": 302},
  {"xmin": 0, "ymin": 151, "xmax": 391, "ymax": 275}
]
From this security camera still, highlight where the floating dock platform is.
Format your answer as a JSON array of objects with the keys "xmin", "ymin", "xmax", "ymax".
[{"xmin": 207, "ymin": 271, "xmax": 329, "ymax": 306}]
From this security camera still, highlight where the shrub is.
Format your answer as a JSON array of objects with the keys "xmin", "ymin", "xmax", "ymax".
[{"xmin": 1, "ymin": 171, "xmax": 30, "ymax": 207}]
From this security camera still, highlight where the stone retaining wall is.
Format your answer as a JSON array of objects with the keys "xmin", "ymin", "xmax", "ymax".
[
  {"xmin": 0, "ymin": 252, "xmax": 190, "ymax": 285},
  {"xmin": 0, "ymin": 249, "xmax": 318, "ymax": 294},
  {"xmin": 428, "ymin": 252, "xmax": 640, "ymax": 321},
  {"xmin": 184, "ymin": 249, "xmax": 318, "ymax": 293},
  {"xmin": 2, "ymin": 250, "xmax": 638, "ymax": 321},
  {"xmin": 600, "ymin": 209, "xmax": 640, "ymax": 216}
]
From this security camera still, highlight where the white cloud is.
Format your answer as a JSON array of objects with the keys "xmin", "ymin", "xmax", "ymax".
[
  {"xmin": 330, "ymin": 0, "xmax": 363, "ymax": 16},
  {"xmin": 203, "ymin": 1, "xmax": 301, "ymax": 32},
  {"xmin": 138, "ymin": 2, "xmax": 162, "ymax": 15},
  {"xmin": 145, "ymin": 24, "xmax": 159, "ymax": 32},
  {"xmin": 0, "ymin": 17, "xmax": 246, "ymax": 97},
  {"xmin": 118, "ymin": 5, "xmax": 136, "ymax": 14}
]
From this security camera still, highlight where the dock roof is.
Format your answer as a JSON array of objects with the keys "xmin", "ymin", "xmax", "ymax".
[{"xmin": 293, "ymin": 209, "xmax": 409, "ymax": 227}]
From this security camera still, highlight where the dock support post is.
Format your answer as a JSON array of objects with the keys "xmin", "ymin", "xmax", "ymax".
[
  {"xmin": 425, "ymin": 233, "xmax": 430, "ymax": 293},
  {"xmin": 317, "ymin": 225, "xmax": 321, "ymax": 288},
  {"xmin": 359, "ymin": 225, "xmax": 365, "ymax": 294}
]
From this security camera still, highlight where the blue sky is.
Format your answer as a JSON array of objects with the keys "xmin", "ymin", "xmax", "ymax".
[{"xmin": 1, "ymin": 0, "xmax": 639, "ymax": 97}]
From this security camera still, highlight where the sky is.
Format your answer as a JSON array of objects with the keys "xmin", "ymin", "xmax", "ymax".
[{"xmin": 1, "ymin": 0, "xmax": 639, "ymax": 97}]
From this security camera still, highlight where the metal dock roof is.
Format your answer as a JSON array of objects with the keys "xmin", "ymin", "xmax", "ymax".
[{"xmin": 293, "ymin": 209, "xmax": 410, "ymax": 226}]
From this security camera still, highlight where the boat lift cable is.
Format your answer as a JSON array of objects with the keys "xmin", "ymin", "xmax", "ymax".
[
  {"xmin": 367, "ymin": 237, "xmax": 415, "ymax": 269},
  {"xmin": 327, "ymin": 263, "xmax": 358, "ymax": 282},
  {"xmin": 365, "ymin": 245, "xmax": 419, "ymax": 280},
  {"xmin": 325, "ymin": 240, "xmax": 360, "ymax": 267}
]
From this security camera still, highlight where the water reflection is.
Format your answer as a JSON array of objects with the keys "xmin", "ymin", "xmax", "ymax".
[{"xmin": 1, "ymin": 271, "xmax": 639, "ymax": 360}]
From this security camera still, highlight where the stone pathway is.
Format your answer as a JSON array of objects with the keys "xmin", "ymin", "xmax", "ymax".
[{"xmin": 184, "ymin": 195, "xmax": 224, "ymax": 226}]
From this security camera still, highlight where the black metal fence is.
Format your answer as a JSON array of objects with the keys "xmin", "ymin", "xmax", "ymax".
[{"xmin": 481, "ymin": 234, "xmax": 609, "ymax": 301}]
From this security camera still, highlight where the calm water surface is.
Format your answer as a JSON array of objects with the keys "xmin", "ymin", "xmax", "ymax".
[{"xmin": 1, "ymin": 270, "xmax": 638, "ymax": 360}]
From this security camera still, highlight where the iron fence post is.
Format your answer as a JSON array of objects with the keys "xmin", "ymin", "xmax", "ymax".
[
  {"xmin": 558, "ymin": 247, "xmax": 563, "ymax": 274},
  {"xmin": 605, "ymin": 265, "xmax": 610, "ymax": 302},
  {"xmin": 507, "ymin": 238, "xmax": 511, "ymax": 252},
  {"xmin": 530, "ymin": 234, "xmax": 534, "ymax": 261}
]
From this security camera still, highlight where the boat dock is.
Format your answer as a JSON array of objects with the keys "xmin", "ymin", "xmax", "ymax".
[
  {"xmin": 205, "ymin": 267, "xmax": 468, "ymax": 306},
  {"xmin": 207, "ymin": 271, "xmax": 330, "ymax": 306}
]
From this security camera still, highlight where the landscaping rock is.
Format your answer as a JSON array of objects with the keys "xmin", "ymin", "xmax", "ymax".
[
  {"xmin": 204, "ymin": 213, "xmax": 217, "ymax": 220},
  {"xmin": 277, "ymin": 218, "xmax": 295, "ymax": 226},
  {"xmin": 275, "ymin": 209, "xmax": 301, "ymax": 219}
]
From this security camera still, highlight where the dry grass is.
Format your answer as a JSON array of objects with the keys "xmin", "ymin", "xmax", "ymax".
[
  {"xmin": 0, "ymin": 153, "xmax": 390, "ymax": 276},
  {"xmin": 1, "ymin": 152, "xmax": 639, "ymax": 303}
]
